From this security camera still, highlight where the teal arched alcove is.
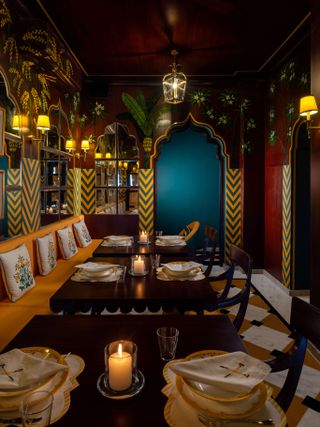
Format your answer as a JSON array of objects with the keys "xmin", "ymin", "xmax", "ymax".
[{"xmin": 152, "ymin": 115, "xmax": 227, "ymax": 251}]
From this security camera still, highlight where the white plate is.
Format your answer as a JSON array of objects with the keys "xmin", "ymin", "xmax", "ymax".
[{"xmin": 76, "ymin": 262, "xmax": 118, "ymax": 273}]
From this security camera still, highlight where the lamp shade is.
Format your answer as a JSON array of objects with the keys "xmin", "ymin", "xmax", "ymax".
[
  {"xmin": 299, "ymin": 96, "xmax": 319, "ymax": 117},
  {"xmin": 65, "ymin": 139, "xmax": 75, "ymax": 151},
  {"xmin": 36, "ymin": 115, "xmax": 51, "ymax": 132},
  {"xmin": 81, "ymin": 139, "xmax": 89, "ymax": 151},
  {"xmin": 12, "ymin": 114, "xmax": 29, "ymax": 132}
]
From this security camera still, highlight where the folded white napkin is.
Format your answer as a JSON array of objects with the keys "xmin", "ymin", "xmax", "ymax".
[
  {"xmin": 156, "ymin": 240, "xmax": 187, "ymax": 247},
  {"xmin": 158, "ymin": 235, "xmax": 184, "ymax": 241},
  {"xmin": 0, "ymin": 349, "xmax": 68, "ymax": 391},
  {"xmin": 104, "ymin": 235, "xmax": 131, "ymax": 242},
  {"xmin": 75, "ymin": 262, "xmax": 118, "ymax": 272},
  {"xmin": 170, "ymin": 351, "xmax": 271, "ymax": 396},
  {"xmin": 162, "ymin": 261, "xmax": 202, "ymax": 273}
]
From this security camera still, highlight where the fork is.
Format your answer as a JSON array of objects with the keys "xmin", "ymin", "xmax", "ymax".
[{"xmin": 198, "ymin": 414, "xmax": 274, "ymax": 426}]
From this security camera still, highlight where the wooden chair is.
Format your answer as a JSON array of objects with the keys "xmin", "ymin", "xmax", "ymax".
[
  {"xmin": 178, "ymin": 220, "xmax": 200, "ymax": 242},
  {"xmin": 206, "ymin": 244, "xmax": 253, "ymax": 331},
  {"xmin": 265, "ymin": 297, "xmax": 320, "ymax": 412},
  {"xmin": 195, "ymin": 225, "xmax": 219, "ymax": 274}
]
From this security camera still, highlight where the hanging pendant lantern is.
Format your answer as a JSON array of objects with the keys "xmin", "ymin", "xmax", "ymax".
[{"xmin": 162, "ymin": 50, "xmax": 187, "ymax": 104}]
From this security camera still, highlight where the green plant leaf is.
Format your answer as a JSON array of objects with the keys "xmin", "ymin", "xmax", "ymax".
[
  {"xmin": 135, "ymin": 89, "xmax": 147, "ymax": 116},
  {"xmin": 121, "ymin": 92, "xmax": 148, "ymax": 135}
]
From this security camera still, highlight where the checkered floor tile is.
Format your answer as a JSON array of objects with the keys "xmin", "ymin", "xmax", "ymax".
[{"xmin": 218, "ymin": 279, "xmax": 320, "ymax": 427}]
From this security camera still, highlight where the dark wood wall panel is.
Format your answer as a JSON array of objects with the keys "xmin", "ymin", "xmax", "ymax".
[
  {"xmin": 264, "ymin": 166, "xmax": 283, "ymax": 281},
  {"xmin": 84, "ymin": 214, "xmax": 139, "ymax": 239}
]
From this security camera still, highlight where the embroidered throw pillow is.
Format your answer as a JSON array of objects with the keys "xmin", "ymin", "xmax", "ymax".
[
  {"xmin": 57, "ymin": 226, "xmax": 78, "ymax": 259},
  {"xmin": 36, "ymin": 233, "xmax": 57, "ymax": 276},
  {"xmin": 0, "ymin": 244, "xmax": 35, "ymax": 302},
  {"xmin": 73, "ymin": 220, "xmax": 92, "ymax": 248}
]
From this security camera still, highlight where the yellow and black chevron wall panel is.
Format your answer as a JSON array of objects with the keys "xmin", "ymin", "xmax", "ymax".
[
  {"xmin": 225, "ymin": 168, "xmax": 242, "ymax": 264},
  {"xmin": 73, "ymin": 168, "xmax": 82, "ymax": 215},
  {"xmin": 138, "ymin": 169, "xmax": 154, "ymax": 234},
  {"xmin": 282, "ymin": 164, "xmax": 291, "ymax": 288},
  {"xmin": 81, "ymin": 169, "xmax": 96, "ymax": 214},
  {"xmin": 66, "ymin": 168, "xmax": 74, "ymax": 214},
  {"xmin": 22, "ymin": 158, "xmax": 40, "ymax": 234},
  {"xmin": 7, "ymin": 169, "xmax": 22, "ymax": 237}
]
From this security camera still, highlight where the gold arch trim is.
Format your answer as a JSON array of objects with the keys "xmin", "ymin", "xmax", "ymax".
[{"xmin": 150, "ymin": 113, "xmax": 230, "ymax": 168}]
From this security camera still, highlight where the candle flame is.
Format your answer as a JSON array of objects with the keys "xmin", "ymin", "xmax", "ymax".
[
  {"xmin": 138, "ymin": 256, "xmax": 141, "ymax": 261},
  {"xmin": 118, "ymin": 343, "xmax": 123, "ymax": 357}
]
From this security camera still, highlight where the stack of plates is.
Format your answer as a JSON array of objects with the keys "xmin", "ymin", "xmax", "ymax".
[
  {"xmin": 156, "ymin": 235, "xmax": 186, "ymax": 247},
  {"xmin": 76, "ymin": 262, "xmax": 119, "ymax": 279},
  {"xmin": 103, "ymin": 235, "xmax": 132, "ymax": 246},
  {"xmin": 174, "ymin": 350, "xmax": 269, "ymax": 419},
  {"xmin": 0, "ymin": 347, "xmax": 69, "ymax": 416},
  {"xmin": 157, "ymin": 262, "xmax": 204, "ymax": 281}
]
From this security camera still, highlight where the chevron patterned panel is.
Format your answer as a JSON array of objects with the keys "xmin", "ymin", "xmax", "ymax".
[
  {"xmin": 282, "ymin": 164, "xmax": 291, "ymax": 288},
  {"xmin": 7, "ymin": 168, "xmax": 21, "ymax": 186},
  {"xmin": 81, "ymin": 169, "xmax": 96, "ymax": 214},
  {"xmin": 73, "ymin": 168, "xmax": 82, "ymax": 215},
  {"xmin": 225, "ymin": 168, "xmax": 242, "ymax": 263},
  {"xmin": 66, "ymin": 168, "xmax": 74, "ymax": 214},
  {"xmin": 7, "ymin": 169, "xmax": 22, "ymax": 237},
  {"xmin": 138, "ymin": 169, "xmax": 154, "ymax": 234},
  {"xmin": 22, "ymin": 158, "xmax": 40, "ymax": 234}
]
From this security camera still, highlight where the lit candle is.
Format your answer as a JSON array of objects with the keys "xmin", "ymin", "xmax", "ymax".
[
  {"xmin": 140, "ymin": 231, "xmax": 148, "ymax": 243},
  {"xmin": 108, "ymin": 343, "xmax": 132, "ymax": 391},
  {"xmin": 133, "ymin": 256, "xmax": 145, "ymax": 274}
]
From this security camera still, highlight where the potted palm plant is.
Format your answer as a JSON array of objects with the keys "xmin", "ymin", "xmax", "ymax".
[{"xmin": 121, "ymin": 89, "xmax": 170, "ymax": 168}]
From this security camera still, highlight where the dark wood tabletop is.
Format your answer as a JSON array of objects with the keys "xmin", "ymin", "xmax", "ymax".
[
  {"xmin": 93, "ymin": 236, "xmax": 194, "ymax": 257},
  {"xmin": 3, "ymin": 314, "xmax": 247, "ymax": 427},
  {"xmin": 49, "ymin": 257, "xmax": 218, "ymax": 314}
]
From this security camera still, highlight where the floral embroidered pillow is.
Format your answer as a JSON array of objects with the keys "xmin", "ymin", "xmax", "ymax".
[
  {"xmin": 0, "ymin": 244, "xmax": 35, "ymax": 302},
  {"xmin": 73, "ymin": 220, "xmax": 92, "ymax": 248},
  {"xmin": 36, "ymin": 233, "xmax": 57, "ymax": 276},
  {"xmin": 57, "ymin": 226, "xmax": 78, "ymax": 259}
]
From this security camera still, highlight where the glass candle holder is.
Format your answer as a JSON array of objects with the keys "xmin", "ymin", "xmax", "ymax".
[
  {"xmin": 97, "ymin": 340, "xmax": 145, "ymax": 399},
  {"xmin": 130, "ymin": 255, "xmax": 148, "ymax": 276},
  {"xmin": 139, "ymin": 230, "xmax": 149, "ymax": 244}
]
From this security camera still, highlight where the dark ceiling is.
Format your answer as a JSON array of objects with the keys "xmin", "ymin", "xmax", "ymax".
[{"xmin": 35, "ymin": 0, "xmax": 310, "ymax": 77}]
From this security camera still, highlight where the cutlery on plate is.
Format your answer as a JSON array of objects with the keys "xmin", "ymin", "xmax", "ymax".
[{"xmin": 198, "ymin": 414, "xmax": 274, "ymax": 426}]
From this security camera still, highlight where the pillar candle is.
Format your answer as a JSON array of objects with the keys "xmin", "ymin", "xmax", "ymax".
[
  {"xmin": 133, "ymin": 256, "xmax": 145, "ymax": 274},
  {"xmin": 140, "ymin": 231, "xmax": 148, "ymax": 243},
  {"xmin": 108, "ymin": 343, "xmax": 132, "ymax": 391}
]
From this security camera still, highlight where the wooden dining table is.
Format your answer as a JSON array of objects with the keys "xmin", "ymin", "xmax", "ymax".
[
  {"xmin": 49, "ymin": 257, "xmax": 217, "ymax": 314},
  {"xmin": 2, "ymin": 314, "xmax": 247, "ymax": 427},
  {"xmin": 93, "ymin": 236, "xmax": 194, "ymax": 257}
]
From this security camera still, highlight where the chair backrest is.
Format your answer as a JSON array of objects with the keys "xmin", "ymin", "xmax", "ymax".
[
  {"xmin": 209, "ymin": 244, "xmax": 253, "ymax": 331},
  {"xmin": 179, "ymin": 221, "xmax": 200, "ymax": 241},
  {"xmin": 267, "ymin": 297, "xmax": 320, "ymax": 412}
]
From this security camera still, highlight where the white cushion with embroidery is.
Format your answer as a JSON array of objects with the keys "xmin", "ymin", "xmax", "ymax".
[
  {"xmin": 0, "ymin": 244, "xmax": 35, "ymax": 302},
  {"xmin": 57, "ymin": 226, "xmax": 78, "ymax": 259},
  {"xmin": 36, "ymin": 233, "xmax": 57, "ymax": 276},
  {"xmin": 73, "ymin": 220, "xmax": 92, "ymax": 248}
]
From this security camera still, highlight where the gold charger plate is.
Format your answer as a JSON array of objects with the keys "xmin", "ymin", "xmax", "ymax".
[
  {"xmin": 0, "ymin": 347, "xmax": 69, "ymax": 411},
  {"xmin": 173, "ymin": 350, "xmax": 268, "ymax": 420}
]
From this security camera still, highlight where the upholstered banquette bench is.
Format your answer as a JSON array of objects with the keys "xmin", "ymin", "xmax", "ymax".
[{"xmin": 0, "ymin": 215, "xmax": 102, "ymax": 350}]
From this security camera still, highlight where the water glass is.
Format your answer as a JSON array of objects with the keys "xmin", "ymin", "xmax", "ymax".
[
  {"xmin": 150, "ymin": 254, "xmax": 161, "ymax": 269},
  {"xmin": 116, "ymin": 265, "xmax": 127, "ymax": 283},
  {"xmin": 155, "ymin": 230, "xmax": 163, "ymax": 237},
  {"xmin": 157, "ymin": 326, "xmax": 179, "ymax": 361},
  {"xmin": 20, "ymin": 390, "xmax": 53, "ymax": 427}
]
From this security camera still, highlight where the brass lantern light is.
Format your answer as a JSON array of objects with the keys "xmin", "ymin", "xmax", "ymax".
[{"xmin": 162, "ymin": 49, "xmax": 187, "ymax": 104}]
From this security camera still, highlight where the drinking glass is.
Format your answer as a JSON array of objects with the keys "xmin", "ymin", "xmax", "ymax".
[
  {"xmin": 150, "ymin": 254, "xmax": 161, "ymax": 269},
  {"xmin": 155, "ymin": 230, "xmax": 163, "ymax": 237},
  {"xmin": 20, "ymin": 390, "xmax": 53, "ymax": 427},
  {"xmin": 157, "ymin": 327, "xmax": 179, "ymax": 361},
  {"xmin": 116, "ymin": 265, "xmax": 127, "ymax": 283}
]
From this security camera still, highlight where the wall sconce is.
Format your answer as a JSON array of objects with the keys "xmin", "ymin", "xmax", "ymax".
[
  {"xmin": 12, "ymin": 114, "xmax": 30, "ymax": 133},
  {"xmin": 299, "ymin": 96, "xmax": 320, "ymax": 136},
  {"xmin": 81, "ymin": 139, "xmax": 89, "ymax": 161},
  {"xmin": 162, "ymin": 49, "xmax": 187, "ymax": 104},
  {"xmin": 36, "ymin": 115, "xmax": 51, "ymax": 134}
]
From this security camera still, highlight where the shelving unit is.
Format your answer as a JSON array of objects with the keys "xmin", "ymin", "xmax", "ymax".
[{"xmin": 40, "ymin": 146, "xmax": 73, "ymax": 224}]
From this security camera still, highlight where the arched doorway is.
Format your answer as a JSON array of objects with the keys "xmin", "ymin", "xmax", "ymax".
[{"xmin": 151, "ymin": 114, "xmax": 228, "ymax": 252}]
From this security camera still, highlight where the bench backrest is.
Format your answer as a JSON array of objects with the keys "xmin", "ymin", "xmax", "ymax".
[{"xmin": 0, "ymin": 215, "xmax": 84, "ymax": 300}]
